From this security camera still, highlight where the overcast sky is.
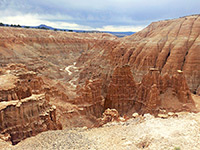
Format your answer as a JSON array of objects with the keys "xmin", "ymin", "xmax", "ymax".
[{"xmin": 0, "ymin": 0, "xmax": 199, "ymax": 32}]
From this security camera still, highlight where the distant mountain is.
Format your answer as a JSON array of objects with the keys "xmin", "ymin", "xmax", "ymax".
[
  {"xmin": 0, "ymin": 22, "xmax": 135, "ymax": 37},
  {"xmin": 105, "ymin": 31, "xmax": 135, "ymax": 37},
  {"xmin": 34, "ymin": 24, "xmax": 135, "ymax": 37},
  {"xmin": 37, "ymin": 24, "xmax": 55, "ymax": 30}
]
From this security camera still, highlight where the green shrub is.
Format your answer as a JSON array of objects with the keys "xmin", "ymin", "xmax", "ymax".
[{"xmin": 174, "ymin": 147, "xmax": 181, "ymax": 150}]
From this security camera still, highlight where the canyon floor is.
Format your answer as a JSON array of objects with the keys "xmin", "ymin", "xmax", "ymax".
[{"xmin": 1, "ymin": 110, "xmax": 200, "ymax": 150}]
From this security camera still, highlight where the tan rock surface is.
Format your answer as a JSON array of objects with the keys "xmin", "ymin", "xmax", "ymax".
[
  {"xmin": 96, "ymin": 108, "xmax": 120, "ymax": 127},
  {"xmin": 7, "ymin": 112, "xmax": 200, "ymax": 150}
]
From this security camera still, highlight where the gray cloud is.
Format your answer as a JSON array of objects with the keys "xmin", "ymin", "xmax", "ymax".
[{"xmin": 0, "ymin": 0, "xmax": 200, "ymax": 31}]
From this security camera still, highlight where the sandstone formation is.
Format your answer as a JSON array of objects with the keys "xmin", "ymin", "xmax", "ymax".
[
  {"xmin": 197, "ymin": 86, "xmax": 200, "ymax": 95},
  {"xmin": 104, "ymin": 65, "xmax": 137, "ymax": 114},
  {"xmin": 104, "ymin": 65, "xmax": 195, "ymax": 115},
  {"xmin": 75, "ymin": 79, "xmax": 104, "ymax": 118},
  {"xmin": 97, "ymin": 108, "xmax": 120, "ymax": 127},
  {"xmin": 76, "ymin": 15, "xmax": 200, "ymax": 94},
  {"xmin": 137, "ymin": 68, "xmax": 195, "ymax": 114},
  {"xmin": 0, "ymin": 64, "xmax": 61, "ymax": 145},
  {"xmin": 124, "ymin": 15, "xmax": 200, "ymax": 93}
]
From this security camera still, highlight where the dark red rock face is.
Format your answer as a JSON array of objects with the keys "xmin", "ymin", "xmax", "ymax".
[
  {"xmin": 104, "ymin": 66, "xmax": 195, "ymax": 115},
  {"xmin": 104, "ymin": 65, "xmax": 137, "ymax": 115}
]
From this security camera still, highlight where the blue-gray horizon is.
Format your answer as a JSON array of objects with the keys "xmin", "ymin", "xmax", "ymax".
[{"xmin": 0, "ymin": 0, "xmax": 199, "ymax": 32}]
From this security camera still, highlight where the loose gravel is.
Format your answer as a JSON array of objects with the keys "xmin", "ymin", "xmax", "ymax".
[{"xmin": 2, "ymin": 112, "xmax": 200, "ymax": 150}]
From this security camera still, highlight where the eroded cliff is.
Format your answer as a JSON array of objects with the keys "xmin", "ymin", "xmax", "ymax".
[
  {"xmin": 76, "ymin": 15, "xmax": 200, "ymax": 94},
  {"xmin": 0, "ymin": 64, "xmax": 61, "ymax": 145},
  {"xmin": 104, "ymin": 65, "xmax": 195, "ymax": 115}
]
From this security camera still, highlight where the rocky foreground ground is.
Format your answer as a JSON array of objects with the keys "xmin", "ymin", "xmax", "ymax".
[{"xmin": 1, "ymin": 112, "xmax": 200, "ymax": 150}]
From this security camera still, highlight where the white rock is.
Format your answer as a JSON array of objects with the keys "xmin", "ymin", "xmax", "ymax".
[
  {"xmin": 132, "ymin": 113, "xmax": 139, "ymax": 118},
  {"xmin": 122, "ymin": 141, "xmax": 132, "ymax": 146},
  {"xmin": 158, "ymin": 114, "xmax": 168, "ymax": 119},
  {"xmin": 144, "ymin": 113, "xmax": 154, "ymax": 120},
  {"xmin": 168, "ymin": 112, "xmax": 175, "ymax": 116}
]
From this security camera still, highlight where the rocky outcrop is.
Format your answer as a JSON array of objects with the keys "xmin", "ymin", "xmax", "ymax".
[
  {"xmin": 0, "ymin": 94, "xmax": 59, "ymax": 145},
  {"xmin": 97, "ymin": 108, "xmax": 119, "ymax": 127},
  {"xmin": 105, "ymin": 66, "xmax": 195, "ymax": 115},
  {"xmin": 77, "ymin": 65, "xmax": 195, "ymax": 118},
  {"xmin": 75, "ymin": 79, "xmax": 104, "ymax": 118},
  {"xmin": 104, "ymin": 65, "xmax": 137, "ymax": 115},
  {"xmin": 0, "ymin": 64, "xmax": 61, "ymax": 145},
  {"xmin": 137, "ymin": 68, "xmax": 195, "ymax": 114}
]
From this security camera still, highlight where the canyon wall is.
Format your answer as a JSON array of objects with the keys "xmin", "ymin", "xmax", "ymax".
[
  {"xmin": 76, "ymin": 15, "xmax": 200, "ymax": 94},
  {"xmin": 104, "ymin": 65, "xmax": 137, "ymax": 114},
  {"xmin": 0, "ymin": 27, "xmax": 117, "ymax": 84},
  {"xmin": 0, "ymin": 64, "xmax": 61, "ymax": 145},
  {"xmin": 0, "ymin": 15, "xmax": 199, "ymax": 94},
  {"xmin": 74, "ymin": 79, "xmax": 104, "ymax": 119},
  {"xmin": 124, "ymin": 15, "xmax": 200, "ymax": 93},
  {"xmin": 104, "ymin": 65, "xmax": 195, "ymax": 115}
]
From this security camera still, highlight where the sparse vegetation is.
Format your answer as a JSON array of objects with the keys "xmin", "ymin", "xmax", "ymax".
[
  {"xmin": 24, "ymin": 26, "xmax": 30, "ymax": 28},
  {"xmin": 6, "ymin": 24, "xmax": 21, "ymax": 28},
  {"xmin": 0, "ymin": 22, "xmax": 4, "ymax": 26},
  {"xmin": 174, "ymin": 147, "xmax": 181, "ymax": 150},
  {"xmin": 37, "ymin": 27, "xmax": 49, "ymax": 30}
]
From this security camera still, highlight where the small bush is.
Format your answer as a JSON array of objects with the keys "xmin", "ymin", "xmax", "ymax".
[{"xmin": 174, "ymin": 147, "xmax": 181, "ymax": 150}]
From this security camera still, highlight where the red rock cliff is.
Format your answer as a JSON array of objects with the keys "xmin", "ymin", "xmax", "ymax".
[
  {"xmin": 104, "ymin": 65, "xmax": 136, "ymax": 115},
  {"xmin": 123, "ymin": 15, "xmax": 200, "ymax": 93},
  {"xmin": 75, "ymin": 79, "xmax": 104, "ymax": 118},
  {"xmin": 0, "ymin": 64, "xmax": 61, "ymax": 145},
  {"xmin": 76, "ymin": 15, "xmax": 200, "ymax": 94},
  {"xmin": 104, "ymin": 66, "xmax": 195, "ymax": 115}
]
